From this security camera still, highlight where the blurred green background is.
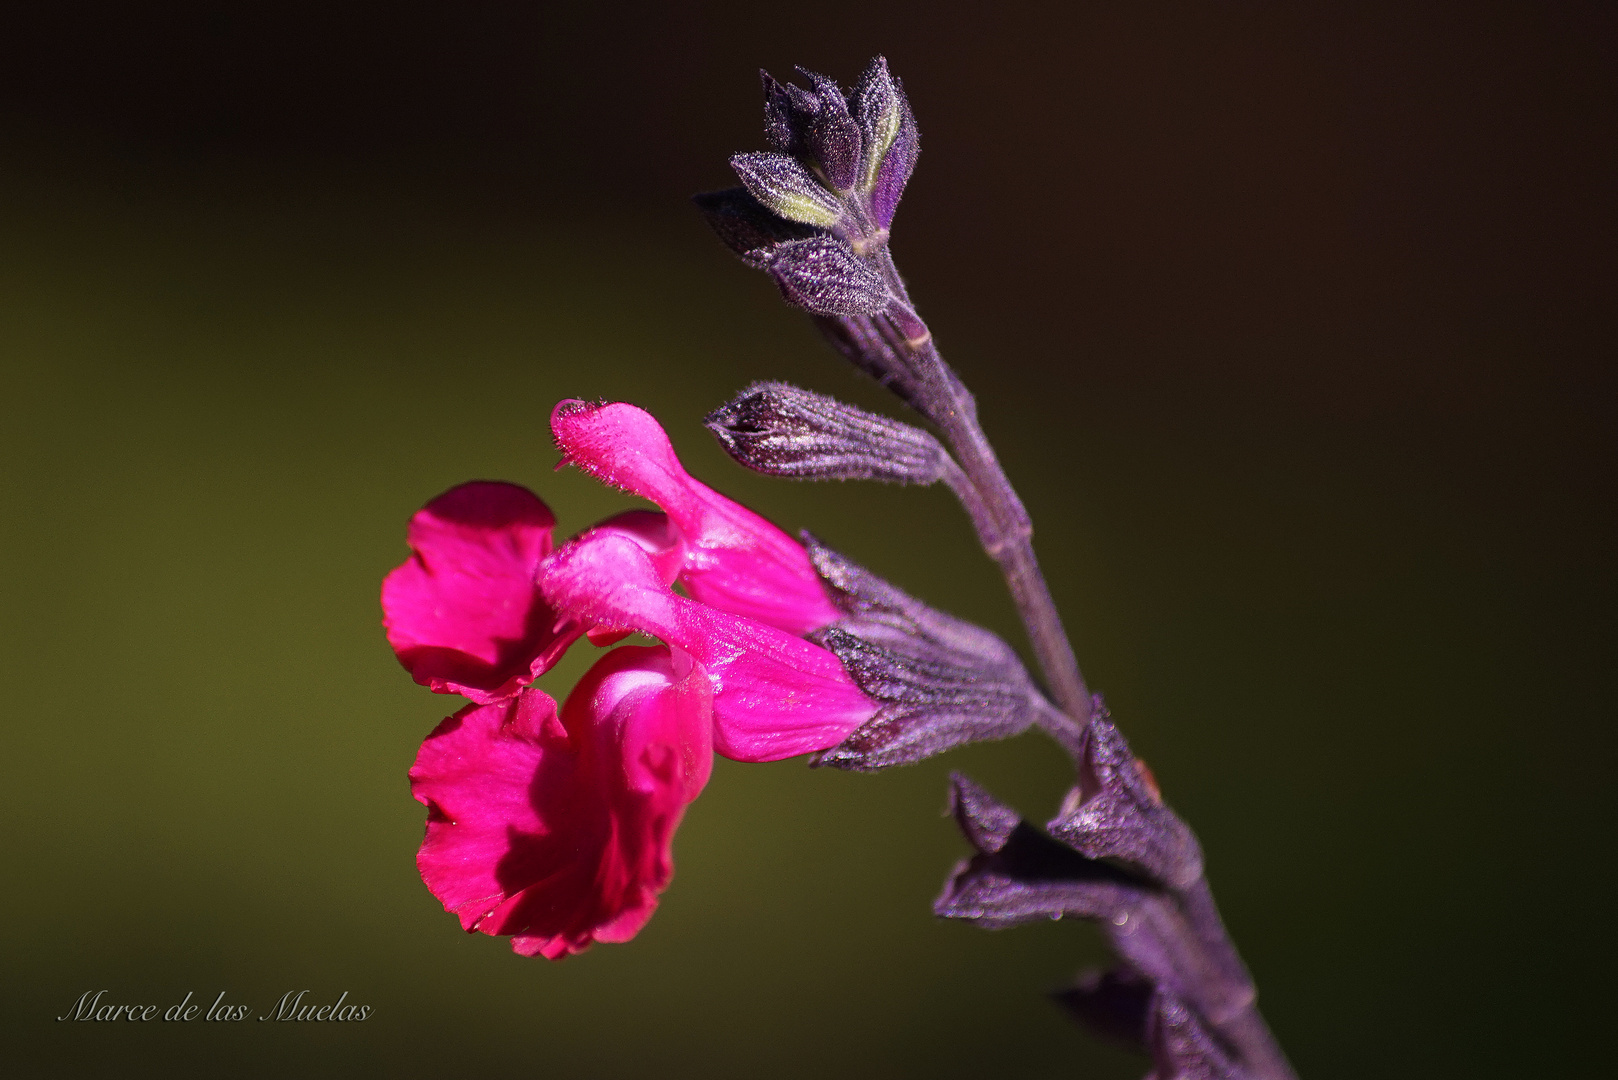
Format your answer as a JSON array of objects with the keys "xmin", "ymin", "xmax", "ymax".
[{"xmin": 2, "ymin": 3, "xmax": 1613, "ymax": 1077}]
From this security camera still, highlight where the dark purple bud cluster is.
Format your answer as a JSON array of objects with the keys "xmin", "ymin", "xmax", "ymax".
[
  {"xmin": 803, "ymin": 538, "xmax": 1057, "ymax": 771},
  {"xmin": 757, "ymin": 58, "xmax": 918, "ymax": 227},
  {"xmin": 696, "ymin": 57, "xmax": 918, "ymax": 322},
  {"xmin": 706, "ymin": 382, "xmax": 949, "ymax": 484}
]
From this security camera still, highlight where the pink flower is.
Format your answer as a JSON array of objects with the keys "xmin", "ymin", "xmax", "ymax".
[{"xmin": 382, "ymin": 401, "xmax": 874, "ymax": 959}]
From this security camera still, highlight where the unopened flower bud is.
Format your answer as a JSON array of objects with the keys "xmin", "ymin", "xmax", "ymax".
[
  {"xmin": 761, "ymin": 68, "xmax": 863, "ymax": 192},
  {"xmin": 851, "ymin": 56, "xmax": 919, "ymax": 227},
  {"xmin": 706, "ymin": 382, "xmax": 949, "ymax": 484},
  {"xmin": 802, "ymin": 71, "xmax": 863, "ymax": 192},
  {"xmin": 761, "ymin": 70, "xmax": 816, "ymax": 154}
]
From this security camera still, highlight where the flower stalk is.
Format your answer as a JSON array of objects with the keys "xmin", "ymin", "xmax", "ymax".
[
  {"xmin": 700, "ymin": 58, "xmax": 1298, "ymax": 1080},
  {"xmin": 839, "ymin": 251, "xmax": 1296, "ymax": 1080},
  {"xmin": 866, "ymin": 246, "xmax": 1093, "ymax": 727}
]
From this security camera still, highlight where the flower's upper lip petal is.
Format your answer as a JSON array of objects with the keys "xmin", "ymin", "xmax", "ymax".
[
  {"xmin": 551, "ymin": 399, "xmax": 841, "ymax": 635},
  {"xmin": 382, "ymin": 481, "xmax": 580, "ymax": 703},
  {"xmin": 542, "ymin": 532, "xmax": 875, "ymax": 762},
  {"xmin": 552, "ymin": 399, "xmax": 697, "ymax": 519}
]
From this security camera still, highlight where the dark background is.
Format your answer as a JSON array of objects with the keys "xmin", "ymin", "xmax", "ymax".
[{"xmin": 2, "ymin": 2, "xmax": 1613, "ymax": 1077}]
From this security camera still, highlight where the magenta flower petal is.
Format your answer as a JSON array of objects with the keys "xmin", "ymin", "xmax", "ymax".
[
  {"xmin": 410, "ymin": 648, "xmax": 713, "ymax": 961},
  {"xmin": 382, "ymin": 481, "xmax": 581, "ymax": 703},
  {"xmin": 551, "ymin": 399, "xmax": 841, "ymax": 635},
  {"xmin": 575, "ymin": 508, "xmax": 686, "ymax": 587},
  {"xmin": 543, "ymin": 532, "xmax": 876, "ymax": 762}
]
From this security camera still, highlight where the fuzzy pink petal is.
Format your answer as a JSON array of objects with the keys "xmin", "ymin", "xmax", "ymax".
[
  {"xmin": 552, "ymin": 399, "xmax": 841, "ymax": 635},
  {"xmin": 575, "ymin": 508, "xmax": 686, "ymax": 587},
  {"xmin": 382, "ymin": 481, "xmax": 581, "ymax": 703},
  {"xmin": 410, "ymin": 689, "xmax": 566, "ymax": 935},
  {"xmin": 543, "ymin": 533, "xmax": 876, "ymax": 762},
  {"xmin": 410, "ymin": 649, "xmax": 712, "ymax": 961}
]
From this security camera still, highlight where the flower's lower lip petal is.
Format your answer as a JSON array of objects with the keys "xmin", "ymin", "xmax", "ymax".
[
  {"xmin": 382, "ymin": 481, "xmax": 577, "ymax": 699},
  {"xmin": 410, "ymin": 689, "xmax": 568, "ymax": 937},
  {"xmin": 409, "ymin": 647, "xmax": 712, "ymax": 960}
]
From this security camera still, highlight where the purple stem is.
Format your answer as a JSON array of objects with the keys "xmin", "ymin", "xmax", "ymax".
[
  {"xmin": 848, "ymin": 246, "xmax": 1298, "ymax": 1080},
  {"xmin": 870, "ymin": 249, "xmax": 1090, "ymax": 729}
]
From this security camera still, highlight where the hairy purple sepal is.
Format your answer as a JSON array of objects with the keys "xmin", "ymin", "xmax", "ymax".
[
  {"xmin": 693, "ymin": 187, "xmax": 819, "ymax": 268},
  {"xmin": 766, "ymin": 237, "xmax": 889, "ymax": 316},
  {"xmin": 692, "ymin": 193, "xmax": 887, "ymax": 316},
  {"xmin": 803, "ymin": 71, "xmax": 862, "ymax": 192},
  {"xmin": 853, "ymin": 56, "xmax": 919, "ymax": 228},
  {"xmin": 948, "ymin": 771, "xmax": 1021, "ymax": 851},
  {"xmin": 1048, "ymin": 699, "xmax": 1204, "ymax": 888},
  {"xmin": 802, "ymin": 540, "xmax": 1052, "ymax": 770},
  {"xmin": 933, "ymin": 773, "xmax": 1154, "ymax": 930},
  {"xmin": 729, "ymin": 151, "xmax": 844, "ymax": 228},
  {"xmin": 706, "ymin": 382, "xmax": 949, "ymax": 484},
  {"xmin": 935, "ymin": 776, "xmax": 1256, "ymax": 1031},
  {"xmin": 807, "ymin": 536, "xmax": 1025, "ymax": 666},
  {"xmin": 809, "ymin": 626, "xmax": 1046, "ymax": 770}
]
